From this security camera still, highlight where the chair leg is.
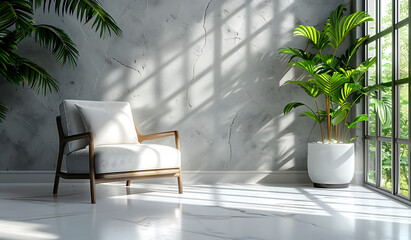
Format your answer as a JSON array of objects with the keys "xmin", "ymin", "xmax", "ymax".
[
  {"xmin": 53, "ymin": 174, "xmax": 60, "ymax": 194},
  {"xmin": 90, "ymin": 177, "xmax": 96, "ymax": 204},
  {"xmin": 177, "ymin": 175, "xmax": 183, "ymax": 194},
  {"xmin": 53, "ymin": 141, "xmax": 65, "ymax": 195},
  {"xmin": 126, "ymin": 180, "xmax": 131, "ymax": 186},
  {"xmin": 88, "ymin": 135, "xmax": 96, "ymax": 204}
]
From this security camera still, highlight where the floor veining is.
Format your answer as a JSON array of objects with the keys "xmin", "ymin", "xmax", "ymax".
[{"xmin": 0, "ymin": 183, "xmax": 410, "ymax": 240}]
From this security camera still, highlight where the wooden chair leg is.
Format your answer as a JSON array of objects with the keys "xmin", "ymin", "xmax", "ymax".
[
  {"xmin": 88, "ymin": 134, "xmax": 96, "ymax": 204},
  {"xmin": 126, "ymin": 180, "xmax": 131, "ymax": 186},
  {"xmin": 90, "ymin": 177, "xmax": 96, "ymax": 204},
  {"xmin": 53, "ymin": 175, "xmax": 60, "ymax": 194},
  {"xmin": 53, "ymin": 142, "xmax": 64, "ymax": 195},
  {"xmin": 177, "ymin": 174, "xmax": 183, "ymax": 194}
]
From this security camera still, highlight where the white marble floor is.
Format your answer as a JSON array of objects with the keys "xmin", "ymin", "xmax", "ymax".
[{"xmin": 0, "ymin": 183, "xmax": 410, "ymax": 240}]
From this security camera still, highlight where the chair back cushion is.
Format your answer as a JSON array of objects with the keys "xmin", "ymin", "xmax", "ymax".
[
  {"xmin": 59, "ymin": 100, "xmax": 138, "ymax": 153},
  {"xmin": 75, "ymin": 104, "xmax": 139, "ymax": 146}
]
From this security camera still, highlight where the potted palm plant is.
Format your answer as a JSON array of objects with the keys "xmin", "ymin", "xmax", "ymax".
[{"xmin": 279, "ymin": 4, "xmax": 388, "ymax": 187}]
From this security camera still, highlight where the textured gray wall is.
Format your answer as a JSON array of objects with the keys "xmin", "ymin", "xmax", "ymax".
[{"xmin": 0, "ymin": 0, "xmax": 350, "ymax": 174}]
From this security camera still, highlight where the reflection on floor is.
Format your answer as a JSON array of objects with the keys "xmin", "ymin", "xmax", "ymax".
[{"xmin": 0, "ymin": 183, "xmax": 410, "ymax": 240}]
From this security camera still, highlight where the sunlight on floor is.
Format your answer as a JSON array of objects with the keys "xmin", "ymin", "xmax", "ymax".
[
  {"xmin": 110, "ymin": 183, "xmax": 411, "ymax": 223},
  {"xmin": 0, "ymin": 220, "xmax": 59, "ymax": 240},
  {"xmin": 1, "ymin": 183, "xmax": 410, "ymax": 240}
]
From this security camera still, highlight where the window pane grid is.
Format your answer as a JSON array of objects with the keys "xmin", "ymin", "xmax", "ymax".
[
  {"xmin": 399, "ymin": 144, "xmax": 409, "ymax": 197},
  {"xmin": 365, "ymin": 0, "xmax": 411, "ymax": 203}
]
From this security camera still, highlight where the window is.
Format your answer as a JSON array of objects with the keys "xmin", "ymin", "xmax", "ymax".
[{"xmin": 365, "ymin": 0, "xmax": 410, "ymax": 202}]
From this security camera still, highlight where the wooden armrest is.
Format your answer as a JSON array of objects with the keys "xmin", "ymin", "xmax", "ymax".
[
  {"xmin": 63, "ymin": 132, "xmax": 93, "ymax": 144},
  {"xmin": 56, "ymin": 116, "xmax": 94, "ymax": 146},
  {"xmin": 139, "ymin": 130, "xmax": 180, "ymax": 150}
]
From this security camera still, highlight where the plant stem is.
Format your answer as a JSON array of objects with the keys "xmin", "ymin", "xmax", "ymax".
[
  {"xmin": 332, "ymin": 48, "xmax": 338, "ymax": 61},
  {"xmin": 342, "ymin": 117, "xmax": 347, "ymax": 142},
  {"xmin": 334, "ymin": 124, "xmax": 338, "ymax": 141},
  {"xmin": 338, "ymin": 124, "xmax": 340, "ymax": 141},
  {"xmin": 325, "ymin": 95, "xmax": 331, "ymax": 140},
  {"xmin": 314, "ymin": 98, "xmax": 325, "ymax": 142}
]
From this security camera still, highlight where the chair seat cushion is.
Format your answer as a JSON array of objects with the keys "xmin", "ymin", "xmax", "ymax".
[{"xmin": 66, "ymin": 144, "xmax": 181, "ymax": 174}]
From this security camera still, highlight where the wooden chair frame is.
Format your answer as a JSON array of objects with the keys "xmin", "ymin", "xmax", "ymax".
[{"xmin": 53, "ymin": 116, "xmax": 182, "ymax": 204}]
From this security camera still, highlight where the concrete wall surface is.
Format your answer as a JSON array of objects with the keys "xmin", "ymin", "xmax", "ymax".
[{"xmin": 0, "ymin": 0, "xmax": 357, "ymax": 183}]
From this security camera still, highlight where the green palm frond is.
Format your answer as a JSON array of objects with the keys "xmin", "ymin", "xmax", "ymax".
[
  {"xmin": 331, "ymin": 102, "xmax": 351, "ymax": 125},
  {"xmin": 289, "ymin": 59, "xmax": 319, "ymax": 75},
  {"xmin": 1, "ymin": 53, "xmax": 58, "ymax": 93},
  {"xmin": 301, "ymin": 111, "xmax": 323, "ymax": 124},
  {"xmin": 325, "ymin": 4, "xmax": 373, "ymax": 50},
  {"xmin": 331, "ymin": 108, "xmax": 347, "ymax": 126},
  {"xmin": 284, "ymin": 102, "xmax": 305, "ymax": 114},
  {"xmin": 33, "ymin": 0, "xmax": 122, "ymax": 37},
  {"xmin": 0, "ymin": 30, "xmax": 19, "ymax": 69},
  {"xmin": 1, "ymin": 55, "xmax": 58, "ymax": 95},
  {"xmin": 317, "ymin": 54, "xmax": 341, "ymax": 73},
  {"xmin": 0, "ymin": 31, "xmax": 24, "ymax": 85},
  {"xmin": 341, "ymin": 35, "xmax": 369, "ymax": 66},
  {"xmin": 311, "ymin": 72, "xmax": 349, "ymax": 97},
  {"xmin": 284, "ymin": 80, "xmax": 320, "ymax": 98},
  {"xmin": 362, "ymin": 82, "xmax": 389, "ymax": 93},
  {"xmin": 33, "ymin": 24, "xmax": 79, "ymax": 67},
  {"xmin": 0, "ymin": 101, "xmax": 6, "ymax": 123},
  {"xmin": 346, "ymin": 114, "xmax": 368, "ymax": 129},
  {"xmin": 278, "ymin": 47, "xmax": 314, "ymax": 62},
  {"xmin": 19, "ymin": 58, "xmax": 59, "ymax": 95},
  {"xmin": 345, "ymin": 57, "xmax": 376, "ymax": 84},
  {"xmin": 294, "ymin": 25, "xmax": 329, "ymax": 51},
  {"xmin": 374, "ymin": 97, "xmax": 392, "ymax": 128},
  {"xmin": 338, "ymin": 83, "xmax": 362, "ymax": 103},
  {"xmin": 0, "ymin": 0, "xmax": 122, "ymax": 124},
  {"xmin": 0, "ymin": 0, "xmax": 34, "ymax": 34}
]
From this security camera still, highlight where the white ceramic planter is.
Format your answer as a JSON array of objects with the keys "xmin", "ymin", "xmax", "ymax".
[{"xmin": 307, "ymin": 143, "xmax": 355, "ymax": 188}]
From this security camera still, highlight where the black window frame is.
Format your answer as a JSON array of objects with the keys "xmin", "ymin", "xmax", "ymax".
[{"xmin": 363, "ymin": 0, "xmax": 411, "ymax": 205}]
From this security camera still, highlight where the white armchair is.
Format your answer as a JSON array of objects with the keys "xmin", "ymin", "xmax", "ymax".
[{"xmin": 53, "ymin": 100, "xmax": 182, "ymax": 203}]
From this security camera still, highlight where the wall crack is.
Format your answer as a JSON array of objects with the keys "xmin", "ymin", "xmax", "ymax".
[
  {"xmin": 113, "ymin": 58, "xmax": 141, "ymax": 74},
  {"xmin": 92, "ymin": 62, "xmax": 107, "ymax": 96},
  {"xmin": 186, "ymin": 0, "xmax": 213, "ymax": 110},
  {"xmin": 13, "ymin": 113, "xmax": 53, "ymax": 149},
  {"xmin": 226, "ymin": 113, "xmax": 238, "ymax": 169}
]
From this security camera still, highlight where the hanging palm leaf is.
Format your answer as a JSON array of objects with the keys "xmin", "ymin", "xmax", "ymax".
[
  {"xmin": 19, "ymin": 58, "xmax": 59, "ymax": 94},
  {"xmin": 0, "ymin": 0, "xmax": 122, "ymax": 123},
  {"xmin": 0, "ymin": 0, "xmax": 34, "ymax": 34},
  {"xmin": 0, "ymin": 101, "xmax": 7, "ymax": 123},
  {"xmin": 33, "ymin": 24, "xmax": 79, "ymax": 66},
  {"xmin": 31, "ymin": 0, "xmax": 122, "ymax": 37}
]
